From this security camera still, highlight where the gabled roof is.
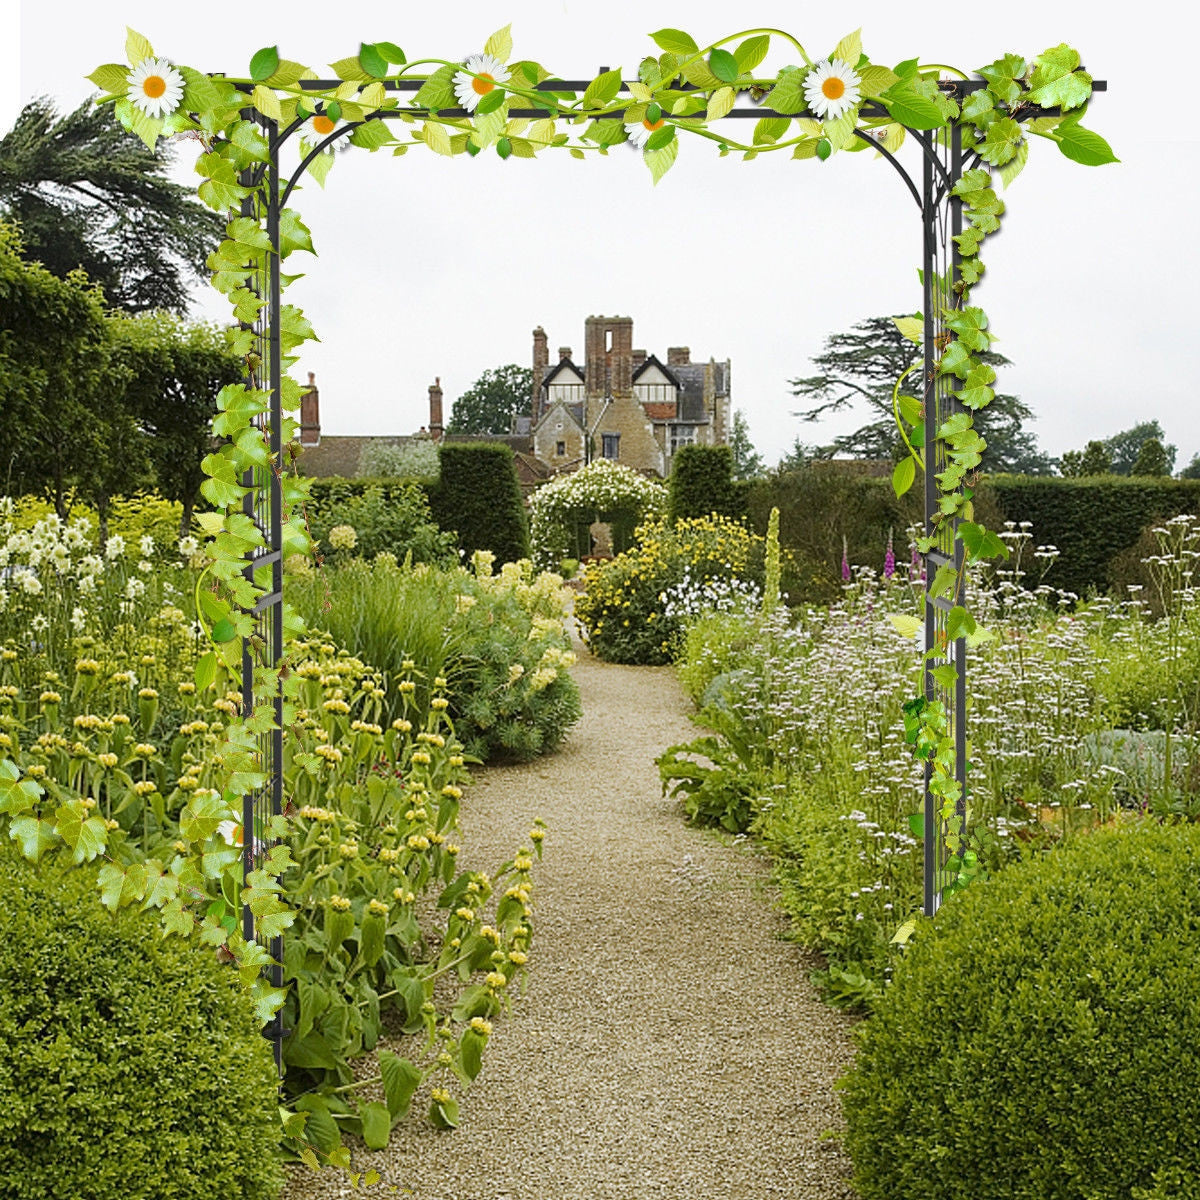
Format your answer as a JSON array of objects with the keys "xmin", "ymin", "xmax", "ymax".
[
  {"xmin": 670, "ymin": 359, "xmax": 730, "ymax": 423},
  {"xmin": 541, "ymin": 358, "xmax": 585, "ymax": 387},
  {"xmin": 632, "ymin": 354, "xmax": 681, "ymax": 388},
  {"xmin": 532, "ymin": 398, "xmax": 585, "ymax": 435}
]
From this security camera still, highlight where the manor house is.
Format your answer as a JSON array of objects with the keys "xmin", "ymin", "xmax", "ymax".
[{"xmin": 517, "ymin": 315, "xmax": 732, "ymax": 477}]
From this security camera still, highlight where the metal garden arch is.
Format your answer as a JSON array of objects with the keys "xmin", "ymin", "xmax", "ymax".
[{"xmin": 228, "ymin": 67, "xmax": 1106, "ymax": 1064}]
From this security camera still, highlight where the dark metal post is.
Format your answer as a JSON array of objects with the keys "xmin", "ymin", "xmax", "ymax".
[{"xmin": 921, "ymin": 122, "xmax": 967, "ymax": 917}]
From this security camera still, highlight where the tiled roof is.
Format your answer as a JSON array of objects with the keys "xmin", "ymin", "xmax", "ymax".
[
  {"xmin": 295, "ymin": 436, "xmax": 415, "ymax": 477},
  {"xmin": 643, "ymin": 401, "xmax": 677, "ymax": 420}
]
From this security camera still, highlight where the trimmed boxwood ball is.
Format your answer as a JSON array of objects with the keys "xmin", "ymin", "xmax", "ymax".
[
  {"xmin": 0, "ymin": 848, "xmax": 282, "ymax": 1200},
  {"xmin": 840, "ymin": 822, "xmax": 1200, "ymax": 1200}
]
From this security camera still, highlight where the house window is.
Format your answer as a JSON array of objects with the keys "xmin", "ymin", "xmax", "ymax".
[
  {"xmin": 601, "ymin": 433, "xmax": 620, "ymax": 460},
  {"xmin": 556, "ymin": 440, "xmax": 566, "ymax": 456},
  {"xmin": 670, "ymin": 425, "xmax": 696, "ymax": 454}
]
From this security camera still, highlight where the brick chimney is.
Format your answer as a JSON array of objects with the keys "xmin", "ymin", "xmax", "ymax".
[
  {"xmin": 531, "ymin": 326, "xmax": 549, "ymax": 420},
  {"xmin": 300, "ymin": 371, "xmax": 320, "ymax": 445},
  {"xmin": 428, "ymin": 377, "xmax": 444, "ymax": 442},
  {"xmin": 632, "ymin": 349, "xmax": 647, "ymax": 369},
  {"xmin": 667, "ymin": 346, "xmax": 690, "ymax": 366},
  {"xmin": 584, "ymin": 315, "xmax": 634, "ymax": 397},
  {"xmin": 558, "ymin": 346, "xmax": 572, "ymax": 360}
]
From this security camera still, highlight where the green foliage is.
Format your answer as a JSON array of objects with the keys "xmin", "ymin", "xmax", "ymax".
[
  {"xmin": 667, "ymin": 444, "xmax": 746, "ymax": 524},
  {"xmin": 1179, "ymin": 453, "xmax": 1200, "ymax": 480},
  {"xmin": 728, "ymin": 409, "xmax": 766, "ymax": 480},
  {"xmin": 305, "ymin": 479, "xmax": 455, "ymax": 565},
  {"xmin": 0, "ymin": 845, "xmax": 282, "ymax": 1200},
  {"xmin": 432, "ymin": 443, "xmax": 528, "ymax": 565},
  {"xmin": 446, "ymin": 364, "xmax": 533, "ymax": 435},
  {"xmin": 0, "ymin": 98, "xmax": 223, "ymax": 314},
  {"xmin": 1105, "ymin": 419, "xmax": 1177, "ymax": 476},
  {"xmin": 1058, "ymin": 438, "xmax": 1112, "ymax": 477},
  {"xmin": 288, "ymin": 555, "xmax": 580, "ymax": 763},
  {"xmin": 840, "ymin": 823, "xmax": 1200, "ymax": 1200},
  {"xmin": 575, "ymin": 515, "xmax": 764, "ymax": 664},
  {"xmin": 1132, "ymin": 436, "xmax": 1172, "ymax": 477},
  {"xmin": 356, "ymin": 438, "xmax": 441, "ymax": 480},
  {"xmin": 788, "ymin": 314, "xmax": 1053, "ymax": 473},
  {"xmin": 986, "ymin": 475, "xmax": 1200, "ymax": 597}
]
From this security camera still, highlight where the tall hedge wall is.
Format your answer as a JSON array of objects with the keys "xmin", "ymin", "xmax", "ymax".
[
  {"xmin": 985, "ymin": 475, "xmax": 1200, "ymax": 597},
  {"xmin": 668, "ymin": 444, "xmax": 746, "ymax": 524},
  {"xmin": 747, "ymin": 467, "xmax": 1200, "ymax": 602},
  {"xmin": 431, "ymin": 442, "xmax": 529, "ymax": 564}
]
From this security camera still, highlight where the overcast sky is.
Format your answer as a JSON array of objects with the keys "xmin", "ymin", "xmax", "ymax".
[{"xmin": 4, "ymin": 0, "xmax": 1198, "ymax": 468}]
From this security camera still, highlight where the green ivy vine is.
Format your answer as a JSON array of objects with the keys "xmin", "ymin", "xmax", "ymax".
[{"xmin": 70, "ymin": 18, "xmax": 1113, "ymax": 1170}]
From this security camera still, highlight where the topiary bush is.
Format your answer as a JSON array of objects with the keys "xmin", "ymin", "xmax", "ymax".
[
  {"xmin": 0, "ymin": 847, "xmax": 283, "ymax": 1200},
  {"xmin": 432, "ymin": 443, "xmax": 529, "ymax": 564},
  {"xmin": 840, "ymin": 821, "xmax": 1200, "ymax": 1200}
]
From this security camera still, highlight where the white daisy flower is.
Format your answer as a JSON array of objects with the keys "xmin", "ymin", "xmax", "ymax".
[
  {"xmin": 216, "ymin": 820, "xmax": 243, "ymax": 846},
  {"xmin": 454, "ymin": 53, "xmax": 508, "ymax": 113},
  {"xmin": 127, "ymin": 58, "xmax": 185, "ymax": 119},
  {"xmin": 803, "ymin": 58, "xmax": 862, "ymax": 121},
  {"xmin": 624, "ymin": 113, "xmax": 668, "ymax": 149}
]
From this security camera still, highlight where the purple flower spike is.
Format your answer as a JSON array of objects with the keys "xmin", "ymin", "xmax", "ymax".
[
  {"xmin": 842, "ymin": 535, "xmax": 851, "ymax": 583},
  {"xmin": 884, "ymin": 528, "xmax": 895, "ymax": 580}
]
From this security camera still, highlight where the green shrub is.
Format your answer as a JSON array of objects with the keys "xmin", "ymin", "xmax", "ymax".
[
  {"xmin": 575, "ymin": 514, "xmax": 764, "ymax": 665},
  {"xmin": 0, "ymin": 848, "xmax": 282, "ymax": 1200},
  {"xmin": 986, "ymin": 474, "xmax": 1200, "ymax": 598},
  {"xmin": 305, "ymin": 478, "xmax": 454, "ymax": 564},
  {"xmin": 668, "ymin": 444, "xmax": 746, "ymax": 524},
  {"xmin": 432, "ymin": 443, "xmax": 528, "ymax": 564},
  {"xmin": 841, "ymin": 822, "xmax": 1200, "ymax": 1200}
]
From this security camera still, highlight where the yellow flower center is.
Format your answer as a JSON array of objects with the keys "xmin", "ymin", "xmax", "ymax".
[
  {"xmin": 142, "ymin": 75, "xmax": 167, "ymax": 99},
  {"xmin": 472, "ymin": 73, "xmax": 495, "ymax": 96},
  {"xmin": 312, "ymin": 115, "xmax": 336, "ymax": 135},
  {"xmin": 822, "ymin": 76, "xmax": 846, "ymax": 101},
  {"xmin": 642, "ymin": 117, "xmax": 666, "ymax": 132}
]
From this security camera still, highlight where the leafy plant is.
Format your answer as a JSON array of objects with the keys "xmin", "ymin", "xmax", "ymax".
[{"xmin": 840, "ymin": 822, "xmax": 1200, "ymax": 1200}]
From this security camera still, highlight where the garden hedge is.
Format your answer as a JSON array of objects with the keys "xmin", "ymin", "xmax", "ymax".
[
  {"xmin": 984, "ymin": 474, "xmax": 1200, "ymax": 598},
  {"xmin": 0, "ymin": 847, "xmax": 282, "ymax": 1200},
  {"xmin": 668, "ymin": 444, "xmax": 747, "ymax": 524},
  {"xmin": 431, "ymin": 442, "xmax": 529, "ymax": 564},
  {"xmin": 841, "ymin": 821, "xmax": 1200, "ymax": 1200}
]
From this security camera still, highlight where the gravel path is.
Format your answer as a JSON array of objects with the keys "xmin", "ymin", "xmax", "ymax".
[{"xmin": 284, "ymin": 635, "xmax": 856, "ymax": 1200}]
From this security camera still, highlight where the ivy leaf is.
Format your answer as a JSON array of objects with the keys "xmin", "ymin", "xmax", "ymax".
[
  {"xmin": 125, "ymin": 27, "xmax": 154, "ymax": 66},
  {"xmin": 753, "ymin": 116, "xmax": 789, "ymax": 145},
  {"xmin": 1054, "ymin": 124, "xmax": 1118, "ymax": 166},
  {"xmin": 959, "ymin": 522, "xmax": 1009, "ymax": 560},
  {"xmin": 358, "ymin": 42, "xmax": 389, "ymax": 79},
  {"xmin": 960, "ymin": 90, "xmax": 995, "ymax": 127},
  {"xmin": 55, "ymin": 802, "xmax": 107, "ymax": 863},
  {"xmin": 644, "ymin": 135, "xmax": 679, "ymax": 185},
  {"xmin": 582, "ymin": 69, "xmax": 623, "ymax": 109},
  {"xmin": 9, "ymin": 816, "xmax": 59, "ymax": 862},
  {"xmin": 858, "ymin": 65, "xmax": 898, "ymax": 98},
  {"xmin": 944, "ymin": 307, "xmax": 991, "ymax": 353},
  {"xmin": 998, "ymin": 139, "xmax": 1030, "ymax": 188},
  {"xmin": 0, "ymin": 759, "xmax": 41, "ymax": 817},
  {"xmin": 644, "ymin": 125, "xmax": 676, "ymax": 152},
  {"xmin": 879, "ymin": 80, "xmax": 946, "ymax": 130},
  {"xmin": 484, "ymin": 24, "xmax": 514, "ymax": 64},
  {"xmin": 831, "ymin": 30, "xmax": 862, "ymax": 68},
  {"xmin": 937, "ymin": 341, "xmax": 974, "ymax": 379},
  {"xmin": 249, "ymin": 47, "xmax": 279, "ymax": 83},
  {"xmin": 1027, "ymin": 44, "xmax": 1091, "ymax": 110},
  {"xmin": 733, "ymin": 35, "xmax": 770, "ymax": 74},
  {"xmin": 88, "ymin": 64, "xmax": 130, "ymax": 94},
  {"xmin": 976, "ymin": 53, "xmax": 1026, "ymax": 105},
  {"xmin": 251, "ymin": 85, "xmax": 282, "ymax": 123},
  {"xmin": 416, "ymin": 63, "xmax": 457, "ymax": 111},
  {"xmin": 707, "ymin": 87, "xmax": 735, "ymax": 120},
  {"xmin": 278, "ymin": 209, "xmax": 314, "ymax": 258},
  {"xmin": 651, "ymin": 29, "xmax": 698, "ymax": 56},
  {"xmin": 945, "ymin": 606, "xmax": 977, "ymax": 641},
  {"xmin": 765, "ymin": 66, "xmax": 807, "ymax": 114},
  {"xmin": 977, "ymin": 117, "xmax": 1022, "ymax": 166},
  {"xmin": 892, "ymin": 456, "xmax": 916, "ymax": 498},
  {"xmin": 929, "ymin": 563, "xmax": 958, "ymax": 600},
  {"xmin": 709, "ymin": 49, "xmax": 738, "ymax": 83}
]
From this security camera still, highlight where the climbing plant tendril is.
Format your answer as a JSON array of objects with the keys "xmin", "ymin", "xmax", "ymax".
[{"xmin": 63, "ymin": 19, "xmax": 1119, "ymax": 1173}]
